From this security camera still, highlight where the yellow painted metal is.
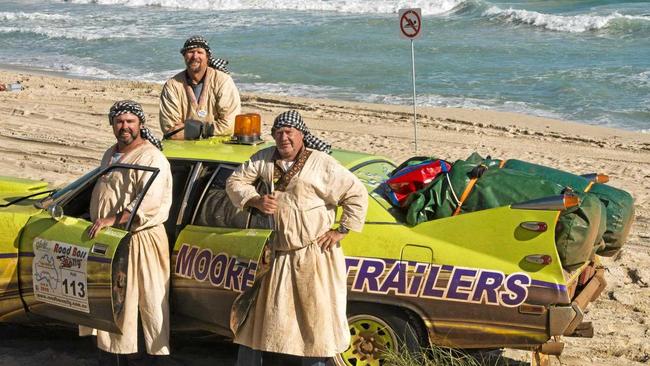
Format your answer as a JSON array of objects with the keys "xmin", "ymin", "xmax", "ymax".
[{"xmin": 342, "ymin": 205, "xmax": 565, "ymax": 286}]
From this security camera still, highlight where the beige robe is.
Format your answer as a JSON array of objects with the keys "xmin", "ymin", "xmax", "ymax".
[
  {"xmin": 84, "ymin": 142, "xmax": 173, "ymax": 355},
  {"xmin": 226, "ymin": 147, "xmax": 368, "ymax": 357},
  {"xmin": 159, "ymin": 67, "xmax": 241, "ymax": 136}
]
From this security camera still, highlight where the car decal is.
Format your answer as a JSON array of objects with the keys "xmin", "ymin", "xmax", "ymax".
[
  {"xmin": 18, "ymin": 251, "xmax": 113, "ymax": 264},
  {"xmin": 32, "ymin": 238, "xmax": 89, "ymax": 313},
  {"xmin": 346, "ymin": 257, "xmax": 544, "ymax": 308},
  {"xmin": 172, "ymin": 246, "xmax": 565, "ymax": 308},
  {"xmin": 174, "ymin": 243, "xmax": 257, "ymax": 293}
]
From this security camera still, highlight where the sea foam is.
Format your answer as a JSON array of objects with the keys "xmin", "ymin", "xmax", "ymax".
[
  {"xmin": 60, "ymin": 0, "xmax": 466, "ymax": 15},
  {"xmin": 0, "ymin": 11, "xmax": 72, "ymax": 21},
  {"xmin": 483, "ymin": 6, "xmax": 650, "ymax": 33}
]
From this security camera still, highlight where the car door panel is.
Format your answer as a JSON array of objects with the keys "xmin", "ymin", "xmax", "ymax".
[
  {"xmin": 172, "ymin": 227, "xmax": 271, "ymax": 335},
  {"xmin": 17, "ymin": 163, "xmax": 159, "ymax": 334},
  {"xmin": 18, "ymin": 213, "xmax": 129, "ymax": 333}
]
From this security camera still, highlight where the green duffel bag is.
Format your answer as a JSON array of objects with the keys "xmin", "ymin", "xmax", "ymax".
[
  {"xmin": 589, "ymin": 183, "xmax": 635, "ymax": 256},
  {"xmin": 556, "ymin": 193, "xmax": 606, "ymax": 271}
]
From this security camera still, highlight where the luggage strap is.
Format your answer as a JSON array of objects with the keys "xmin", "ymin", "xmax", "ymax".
[{"xmin": 452, "ymin": 177, "xmax": 478, "ymax": 216}]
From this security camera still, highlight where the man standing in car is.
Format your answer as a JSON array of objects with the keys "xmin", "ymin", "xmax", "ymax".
[
  {"xmin": 226, "ymin": 110, "xmax": 368, "ymax": 365},
  {"xmin": 160, "ymin": 35, "xmax": 241, "ymax": 139},
  {"xmin": 85, "ymin": 100, "xmax": 173, "ymax": 365}
]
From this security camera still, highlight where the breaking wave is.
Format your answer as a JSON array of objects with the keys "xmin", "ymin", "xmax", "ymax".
[
  {"xmin": 59, "ymin": 0, "xmax": 466, "ymax": 15},
  {"xmin": 482, "ymin": 6, "xmax": 650, "ymax": 33},
  {"xmin": 0, "ymin": 11, "xmax": 72, "ymax": 22},
  {"xmin": 0, "ymin": 25, "xmax": 150, "ymax": 41}
]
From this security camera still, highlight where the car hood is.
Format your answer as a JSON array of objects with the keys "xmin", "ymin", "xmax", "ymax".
[
  {"xmin": 0, "ymin": 176, "xmax": 50, "ymax": 206},
  {"xmin": 0, "ymin": 176, "xmax": 49, "ymax": 251}
]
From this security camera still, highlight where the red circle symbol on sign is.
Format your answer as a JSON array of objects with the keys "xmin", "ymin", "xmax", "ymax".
[{"xmin": 400, "ymin": 10, "xmax": 421, "ymax": 38}]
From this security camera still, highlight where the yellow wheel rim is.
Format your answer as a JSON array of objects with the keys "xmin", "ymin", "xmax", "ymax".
[{"xmin": 336, "ymin": 314, "xmax": 398, "ymax": 366}]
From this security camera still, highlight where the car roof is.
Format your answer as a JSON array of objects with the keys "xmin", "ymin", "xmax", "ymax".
[{"xmin": 162, "ymin": 137, "xmax": 394, "ymax": 170}]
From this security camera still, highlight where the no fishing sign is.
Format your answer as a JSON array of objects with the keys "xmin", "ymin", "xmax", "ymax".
[{"xmin": 399, "ymin": 8, "xmax": 423, "ymax": 152}]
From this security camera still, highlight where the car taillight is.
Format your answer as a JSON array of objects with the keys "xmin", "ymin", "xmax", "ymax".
[
  {"xmin": 525, "ymin": 254, "xmax": 553, "ymax": 265},
  {"xmin": 520, "ymin": 221, "xmax": 548, "ymax": 232}
]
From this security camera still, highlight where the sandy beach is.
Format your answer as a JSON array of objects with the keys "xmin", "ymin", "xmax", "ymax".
[{"xmin": 1, "ymin": 68, "xmax": 649, "ymax": 365}]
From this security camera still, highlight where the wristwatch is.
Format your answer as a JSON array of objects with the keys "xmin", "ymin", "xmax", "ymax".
[{"xmin": 336, "ymin": 225, "xmax": 350, "ymax": 234}]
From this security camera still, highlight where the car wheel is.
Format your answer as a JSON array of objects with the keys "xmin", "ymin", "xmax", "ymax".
[{"xmin": 332, "ymin": 302, "xmax": 427, "ymax": 366}]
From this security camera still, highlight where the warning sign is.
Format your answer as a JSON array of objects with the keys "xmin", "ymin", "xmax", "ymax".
[
  {"xmin": 33, "ymin": 237, "xmax": 90, "ymax": 313},
  {"xmin": 399, "ymin": 8, "xmax": 422, "ymax": 40}
]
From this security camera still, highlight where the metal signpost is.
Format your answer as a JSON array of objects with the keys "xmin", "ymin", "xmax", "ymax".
[{"xmin": 398, "ymin": 8, "xmax": 422, "ymax": 153}]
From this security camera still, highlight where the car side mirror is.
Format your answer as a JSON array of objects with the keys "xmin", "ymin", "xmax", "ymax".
[{"xmin": 48, "ymin": 204, "xmax": 64, "ymax": 221}]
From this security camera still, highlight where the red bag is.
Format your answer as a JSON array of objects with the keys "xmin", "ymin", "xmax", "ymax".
[{"xmin": 386, "ymin": 159, "xmax": 450, "ymax": 207}]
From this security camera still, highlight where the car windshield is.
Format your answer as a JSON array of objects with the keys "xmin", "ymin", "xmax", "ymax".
[
  {"xmin": 36, "ymin": 167, "xmax": 100, "ymax": 209},
  {"xmin": 351, "ymin": 160, "xmax": 394, "ymax": 189}
]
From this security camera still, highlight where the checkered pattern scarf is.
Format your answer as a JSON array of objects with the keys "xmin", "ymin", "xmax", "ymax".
[
  {"xmin": 180, "ymin": 35, "xmax": 230, "ymax": 74},
  {"xmin": 108, "ymin": 100, "xmax": 163, "ymax": 151},
  {"xmin": 272, "ymin": 110, "xmax": 332, "ymax": 154}
]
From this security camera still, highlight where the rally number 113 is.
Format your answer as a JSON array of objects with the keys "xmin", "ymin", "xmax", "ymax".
[{"xmin": 62, "ymin": 278, "xmax": 86, "ymax": 298}]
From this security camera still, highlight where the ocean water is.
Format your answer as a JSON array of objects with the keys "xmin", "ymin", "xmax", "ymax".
[{"xmin": 0, "ymin": 0, "xmax": 648, "ymax": 131}]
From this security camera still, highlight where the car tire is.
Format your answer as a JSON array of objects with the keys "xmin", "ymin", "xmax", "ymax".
[{"xmin": 332, "ymin": 302, "xmax": 427, "ymax": 366}]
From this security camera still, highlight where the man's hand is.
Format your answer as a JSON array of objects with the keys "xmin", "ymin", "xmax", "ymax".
[
  {"xmin": 249, "ymin": 194, "xmax": 278, "ymax": 215},
  {"xmin": 88, "ymin": 216, "xmax": 116, "ymax": 239},
  {"xmin": 317, "ymin": 230, "xmax": 346, "ymax": 251}
]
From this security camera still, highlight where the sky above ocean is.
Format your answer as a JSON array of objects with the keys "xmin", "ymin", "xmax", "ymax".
[{"xmin": 0, "ymin": 0, "xmax": 648, "ymax": 131}]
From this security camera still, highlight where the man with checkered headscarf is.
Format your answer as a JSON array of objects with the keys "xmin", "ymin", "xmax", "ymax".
[
  {"xmin": 82, "ymin": 100, "xmax": 173, "ymax": 364},
  {"xmin": 160, "ymin": 35, "xmax": 241, "ymax": 139},
  {"xmin": 226, "ymin": 110, "xmax": 368, "ymax": 365}
]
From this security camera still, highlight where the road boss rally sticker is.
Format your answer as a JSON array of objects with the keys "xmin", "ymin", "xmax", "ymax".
[{"xmin": 33, "ymin": 238, "xmax": 89, "ymax": 313}]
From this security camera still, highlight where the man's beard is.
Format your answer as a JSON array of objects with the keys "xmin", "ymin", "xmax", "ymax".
[
  {"xmin": 118, "ymin": 128, "xmax": 138, "ymax": 144},
  {"xmin": 186, "ymin": 59, "xmax": 203, "ymax": 73}
]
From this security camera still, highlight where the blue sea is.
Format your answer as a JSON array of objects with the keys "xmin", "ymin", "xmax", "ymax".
[{"xmin": 0, "ymin": 0, "xmax": 648, "ymax": 131}]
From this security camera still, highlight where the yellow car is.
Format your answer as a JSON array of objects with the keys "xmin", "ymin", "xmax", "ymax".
[{"xmin": 0, "ymin": 137, "xmax": 609, "ymax": 365}]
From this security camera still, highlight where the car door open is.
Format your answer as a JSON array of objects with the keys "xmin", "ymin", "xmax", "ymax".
[
  {"xmin": 18, "ymin": 164, "xmax": 159, "ymax": 334},
  {"xmin": 171, "ymin": 164, "xmax": 272, "ymax": 336}
]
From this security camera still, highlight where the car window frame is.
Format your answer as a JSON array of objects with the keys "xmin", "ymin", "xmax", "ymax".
[
  {"xmin": 40, "ymin": 163, "xmax": 160, "ymax": 232},
  {"xmin": 189, "ymin": 163, "xmax": 242, "ymax": 227}
]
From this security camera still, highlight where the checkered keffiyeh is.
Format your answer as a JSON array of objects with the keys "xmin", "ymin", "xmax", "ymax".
[
  {"xmin": 272, "ymin": 110, "xmax": 332, "ymax": 154},
  {"xmin": 180, "ymin": 35, "xmax": 230, "ymax": 74},
  {"xmin": 208, "ymin": 57, "xmax": 230, "ymax": 74},
  {"xmin": 180, "ymin": 35, "xmax": 211, "ymax": 56},
  {"xmin": 108, "ymin": 100, "xmax": 163, "ymax": 151}
]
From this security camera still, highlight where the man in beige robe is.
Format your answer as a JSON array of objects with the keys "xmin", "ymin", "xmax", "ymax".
[
  {"xmin": 226, "ymin": 110, "xmax": 368, "ymax": 365},
  {"xmin": 159, "ymin": 35, "xmax": 241, "ymax": 139},
  {"xmin": 85, "ymin": 100, "xmax": 173, "ymax": 365}
]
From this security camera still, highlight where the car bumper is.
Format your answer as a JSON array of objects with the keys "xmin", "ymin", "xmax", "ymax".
[{"xmin": 548, "ymin": 266, "xmax": 607, "ymax": 337}]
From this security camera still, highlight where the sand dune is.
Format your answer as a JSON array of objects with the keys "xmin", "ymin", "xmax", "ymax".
[{"xmin": 1, "ymin": 69, "xmax": 649, "ymax": 365}]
